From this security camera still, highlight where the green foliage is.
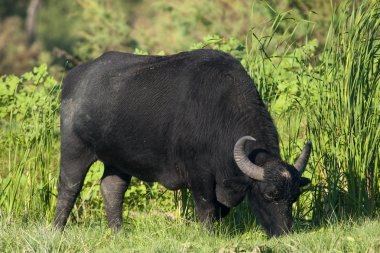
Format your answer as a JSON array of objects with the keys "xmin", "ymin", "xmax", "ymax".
[
  {"xmin": 0, "ymin": 64, "xmax": 60, "ymax": 221},
  {"xmin": 130, "ymin": 0, "xmax": 252, "ymax": 52},
  {"xmin": 0, "ymin": 0, "xmax": 28, "ymax": 19},
  {"xmin": 37, "ymin": 1, "xmax": 79, "ymax": 51},
  {"xmin": 253, "ymin": 39, "xmax": 319, "ymax": 114},
  {"xmin": 73, "ymin": 0, "xmax": 134, "ymax": 60},
  {"xmin": 305, "ymin": 0, "xmax": 380, "ymax": 219},
  {"xmin": 190, "ymin": 35, "xmax": 245, "ymax": 60},
  {"xmin": 0, "ymin": 0, "xmax": 339, "ymax": 73},
  {"xmin": 0, "ymin": 17, "xmax": 42, "ymax": 75},
  {"xmin": 0, "ymin": 64, "xmax": 58, "ymax": 120}
]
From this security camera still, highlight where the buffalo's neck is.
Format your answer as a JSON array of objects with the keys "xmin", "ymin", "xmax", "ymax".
[{"xmin": 233, "ymin": 82, "xmax": 281, "ymax": 159}]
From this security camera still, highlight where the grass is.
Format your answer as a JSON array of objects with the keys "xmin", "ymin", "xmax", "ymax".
[
  {"xmin": 244, "ymin": 0, "xmax": 380, "ymax": 221},
  {"xmin": 0, "ymin": 64, "xmax": 60, "ymax": 221},
  {"xmin": 0, "ymin": 214, "xmax": 379, "ymax": 252},
  {"xmin": 304, "ymin": 0, "xmax": 380, "ymax": 219}
]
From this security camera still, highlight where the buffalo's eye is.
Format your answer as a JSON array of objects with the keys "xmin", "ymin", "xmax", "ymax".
[
  {"xmin": 263, "ymin": 191, "xmax": 279, "ymax": 201},
  {"xmin": 263, "ymin": 193, "xmax": 273, "ymax": 201}
]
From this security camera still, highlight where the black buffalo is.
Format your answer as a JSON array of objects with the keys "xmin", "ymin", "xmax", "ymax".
[{"xmin": 54, "ymin": 49, "xmax": 312, "ymax": 237}]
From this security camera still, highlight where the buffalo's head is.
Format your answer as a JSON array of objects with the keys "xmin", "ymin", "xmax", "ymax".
[{"xmin": 225, "ymin": 136, "xmax": 312, "ymax": 237}]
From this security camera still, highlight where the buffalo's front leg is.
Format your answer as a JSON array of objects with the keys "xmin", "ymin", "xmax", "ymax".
[
  {"xmin": 100, "ymin": 164, "xmax": 131, "ymax": 231},
  {"xmin": 190, "ymin": 177, "xmax": 219, "ymax": 223},
  {"xmin": 216, "ymin": 202, "xmax": 230, "ymax": 219}
]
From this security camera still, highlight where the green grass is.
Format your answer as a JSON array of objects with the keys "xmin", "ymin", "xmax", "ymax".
[{"xmin": 1, "ymin": 214, "xmax": 379, "ymax": 252}]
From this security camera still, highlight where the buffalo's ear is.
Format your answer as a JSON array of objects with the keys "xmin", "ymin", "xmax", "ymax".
[
  {"xmin": 223, "ymin": 176, "xmax": 252, "ymax": 193},
  {"xmin": 300, "ymin": 177, "xmax": 311, "ymax": 187}
]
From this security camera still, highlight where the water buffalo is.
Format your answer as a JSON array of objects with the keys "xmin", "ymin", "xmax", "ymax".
[{"xmin": 54, "ymin": 49, "xmax": 312, "ymax": 237}]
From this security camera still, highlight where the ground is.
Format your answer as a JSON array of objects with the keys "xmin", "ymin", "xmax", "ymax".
[{"xmin": 1, "ymin": 213, "xmax": 379, "ymax": 252}]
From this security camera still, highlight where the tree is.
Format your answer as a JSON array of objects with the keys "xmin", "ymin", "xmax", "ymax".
[{"xmin": 26, "ymin": 0, "xmax": 41, "ymax": 46}]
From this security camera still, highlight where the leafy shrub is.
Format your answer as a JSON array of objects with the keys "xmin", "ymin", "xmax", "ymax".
[
  {"xmin": 73, "ymin": 0, "xmax": 134, "ymax": 60},
  {"xmin": 0, "ymin": 64, "xmax": 60, "ymax": 220}
]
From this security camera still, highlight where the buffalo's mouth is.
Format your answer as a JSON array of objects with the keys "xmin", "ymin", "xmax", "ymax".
[
  {"xmin": 261, "ymin": 216, "xmax": 292, "ymax": 237},
  {"xmin": 250, "ymin": 201, "xmax": 292, "ymax": 237},
  {"xmin": 263, "ymin": 224, "xmax": 290, "ymax": 237}
]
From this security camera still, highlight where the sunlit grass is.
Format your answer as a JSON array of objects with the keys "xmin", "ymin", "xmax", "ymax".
[
  {"xmin": 0, "ymin": 214, "xmax": 379, "ymax": 252},
  {"xmin": 0, "ymin": 2, "xmax": 379, "ymax": 250}
]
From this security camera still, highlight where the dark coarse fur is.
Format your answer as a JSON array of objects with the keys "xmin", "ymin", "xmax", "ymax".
[{"xmin": 55, "ymin": 49, "xmax": 311, "ymax": 237}]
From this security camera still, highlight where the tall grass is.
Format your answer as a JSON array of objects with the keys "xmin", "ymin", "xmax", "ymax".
[
  {"xmin": 245, "ymin": 0, "xmax": 380, "ymax": 221},
  {"xmin": 307, "ymin": 0, "xmax": 380, "ymax": 220},
  {"xmin": 0, "ymin": 65, "xmax": 60, "ymax": 221}
]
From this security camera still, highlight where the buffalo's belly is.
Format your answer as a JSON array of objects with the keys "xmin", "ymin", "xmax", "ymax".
[{"xmin": 95, "ymin": 145, "xmax": 187, "ymax": 190}]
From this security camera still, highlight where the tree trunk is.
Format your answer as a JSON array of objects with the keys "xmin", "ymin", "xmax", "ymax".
[{"xmin": 26, "ymin": 0, "xmax": 41, "ymax": 46}]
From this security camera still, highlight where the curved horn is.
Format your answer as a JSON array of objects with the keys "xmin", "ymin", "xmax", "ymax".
[
  {"xmin": 294, "ymin": 141, "xmax": 312, "ymax": 174},
  {"xmin": 234, "ymin": 136, "xmax": 264, "ymax": 181}
]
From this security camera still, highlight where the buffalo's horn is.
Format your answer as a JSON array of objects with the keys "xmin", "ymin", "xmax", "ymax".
[
  {"xmin": 294, "ymin": 141, "xmax": 312, "ymax": 174},
  {"xmin": 234, "ymin": 136, "xmax": 264, "ymax": 181}
]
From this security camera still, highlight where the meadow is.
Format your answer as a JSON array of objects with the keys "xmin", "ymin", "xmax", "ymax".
[
  {"xmin": 1, "ymin": 215, "xmax": 380, "ymax": 252},
  {"xmin": 0, "ymin": 0, "xmax": 379, "ymax": 252}
]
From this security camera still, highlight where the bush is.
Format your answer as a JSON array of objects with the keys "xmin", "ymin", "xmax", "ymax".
[{"xmin": 0, "ymin": 64, "xmax": 60, "ymax": 221}]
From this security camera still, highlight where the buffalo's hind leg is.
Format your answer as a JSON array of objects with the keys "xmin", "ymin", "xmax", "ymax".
[
  {"xmin": 54, "ymin": 137, "xmax": 96, "ymax": 230},
  {"xmin": 100, "ymin": 164, "xmax": 131, "ymax": 231}
]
